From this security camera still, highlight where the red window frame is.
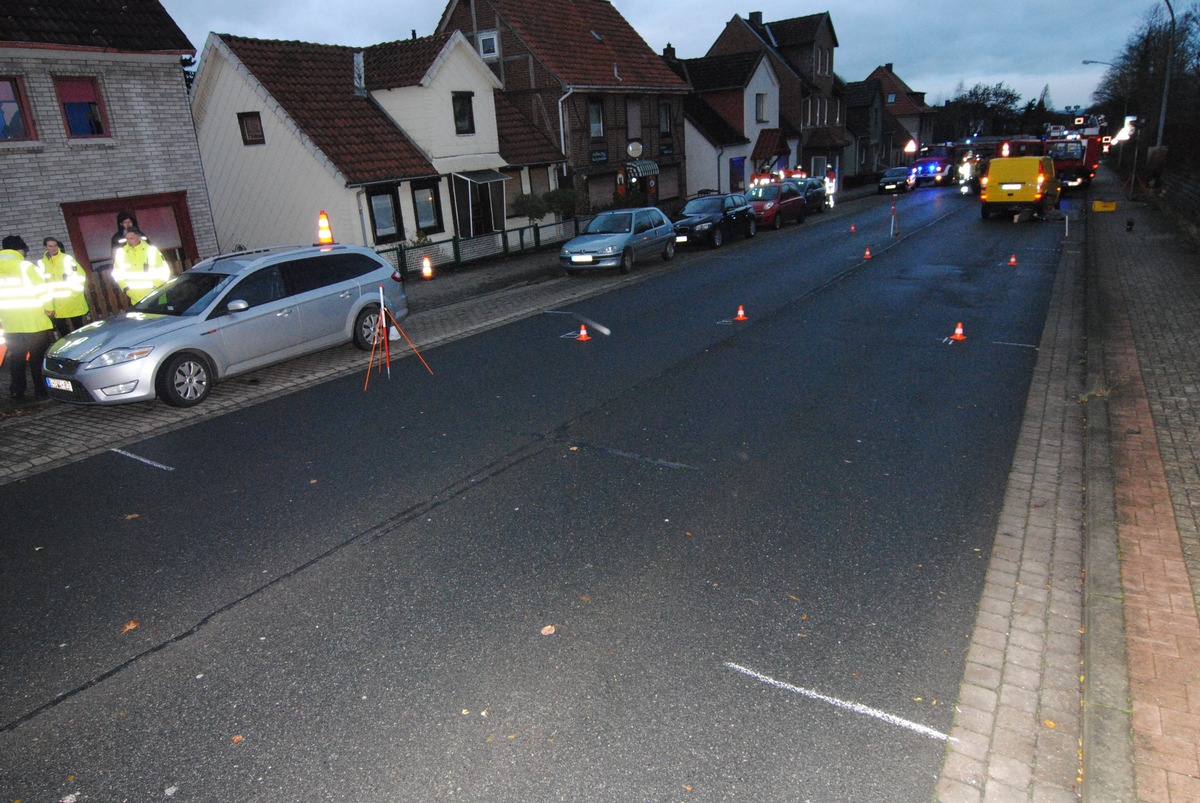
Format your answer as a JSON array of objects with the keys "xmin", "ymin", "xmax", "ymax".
[
  {"xmin": 53, "ymin": 76, "xmax": 109, "ymax": 138},
  {"xmin": 0, "ymin": 75, "xmax": 36, "ymax": 141}
]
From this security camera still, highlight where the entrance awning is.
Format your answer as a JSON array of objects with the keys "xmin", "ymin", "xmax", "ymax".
[
  {"xmin": 625, "ymin": 159, "xmax": 659, "ymax": 178},
  {"xmin": 454, "ymin": 169, "xmax": 511, "ymax": 184}
]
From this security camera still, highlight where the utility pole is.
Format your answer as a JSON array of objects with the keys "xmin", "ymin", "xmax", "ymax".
[{"xmin": 1156, "ymin": 0, "xmax": 1175, "ymax": 148}]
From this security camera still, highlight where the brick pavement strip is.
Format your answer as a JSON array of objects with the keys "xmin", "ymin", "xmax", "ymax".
[{"xmin": 936, "ymin": 209, "xmax": 1088, "ymax": 803}]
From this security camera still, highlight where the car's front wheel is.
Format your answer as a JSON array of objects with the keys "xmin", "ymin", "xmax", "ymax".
[
  {"xmin": 771, "ymin": 213, "xmax": 782, "ymax": 230},
  {"xmin": 353, "ymin": 305, "xmax": 381, "ymax": 350},
  {"xmin": 710, "ymin": 228, "xmax": 724, "ymax": 248},
  {"xmin": 661, "ymin": 240, "xmax": 675, "ymax": 261},
  {"xmin": 619, "ymin": 248, "xmax": 634, "ymax": 274},
  {"xmin": 745, "ymin": 217, "xmax": 757, "ymax": 238},
  {"xmin": 157, "ymin": 351, "xmax": 212, "ymax": 408}
]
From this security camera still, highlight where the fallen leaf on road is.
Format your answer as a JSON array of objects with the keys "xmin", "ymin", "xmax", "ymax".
[
  {"xmin": 786, "ymin": 594, "xmax": 800, "ymax": 602},
  {"xmin": 579, "ymin": 595, "xmax": 591, "ymax": 603},
  {"xmin": 1043, "ymin": 719, "xmax": 1057, "ymax": 729},
  {"xmin": 541, "ymin": 625, "xmax": 556, "ymax": 636},
  {"xmin": 120, "ymin": 619, "xmax": 140, "ymax": 634},
  {"xmin": 231, "ymin": 734, "xmax": 243, "ymax": 744},
  {"xmin": 124, "ymin": 513, "xmax": 139, "ymax": 520}
]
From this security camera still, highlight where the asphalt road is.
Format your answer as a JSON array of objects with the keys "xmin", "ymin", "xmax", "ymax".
[{"xmin": 0, "ymin": 187, "xmax": 1068, "ymax": 801}]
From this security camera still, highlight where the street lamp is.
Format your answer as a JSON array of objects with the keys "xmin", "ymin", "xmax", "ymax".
[{"xmin": 1156, "ymin": 0, "xmax": 1175, "ymax": 148}]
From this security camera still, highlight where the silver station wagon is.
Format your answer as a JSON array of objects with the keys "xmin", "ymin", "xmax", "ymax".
[{"xmin": 42, "ymin": 243, "xmax": 407, "ymax": 407}]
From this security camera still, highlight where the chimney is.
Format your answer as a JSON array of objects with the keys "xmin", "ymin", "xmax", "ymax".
[
  {"xmin": 662, "ymin": 42, "xmax": 675, "ymax": 60},
  {"xmin": 749, "ymin": 11, "xmax": 763, "ymax": 26},
  {"xmin": 885, "ymin": 62, "xmax": 893, "ymax": 73},
  {"xmin": 353, "ymin": 51, "xmax": 366, "ymax": 97},
  {"xmin": 411, "ymin": 29, "xmax": 417, "ymax": 40}
]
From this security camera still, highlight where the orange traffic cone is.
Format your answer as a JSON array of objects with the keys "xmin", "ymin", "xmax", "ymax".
[
  {"xmin": 849, "ymin": 223, "xmax": 857, "ymax": 233},
  {"xmin": 950, "ymin": 322, "xmax": 966, "ymax": 341},
  {"xmin": 576, "ymin": 325, "xmax": 591, "ymax": 341},
  {"xmin": 734, "ymin": 305, "xmax": 748, "ymax": 321},
  {"xmin": 863, "ymin": 247, "xmax": 872, "ymax": 259},
  {"xmin": 1008, "ymin": 253, "xmax": 1018, "ymax": 266}
]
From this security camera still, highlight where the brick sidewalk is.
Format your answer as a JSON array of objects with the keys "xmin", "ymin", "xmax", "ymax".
[{"xmin": 1091, "ymin": 171, "xmax": 1200, "ymax": 802}]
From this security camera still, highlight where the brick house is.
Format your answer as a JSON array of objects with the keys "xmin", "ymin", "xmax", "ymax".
[
  {"xmin": 0, "ymin": 0, "xmax": 218, "ymax": 316},
  {"xmin": 437, "ymin": 0, "xmax": 692, "ymax": 213},
  {"xmin": 708, "ymin": 11, "xmax": 849, "ymax": 183},
  {"xmin": 866, "ymin": 63, "xmax": 936, "ymax": 156},
  {"xmin": 190, "ymin": 30, "xmax": 564, "ymax": 259}
]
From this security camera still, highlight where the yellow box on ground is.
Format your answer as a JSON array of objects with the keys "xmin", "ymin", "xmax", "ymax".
[{"xmin": 1092, "ymin": 200, "xmax": 1118, "ymax": 212}]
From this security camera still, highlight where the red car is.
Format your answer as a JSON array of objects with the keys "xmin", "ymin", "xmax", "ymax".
[{"xmin": 747, "ymin": 181, "xmax": 807, "ymax": 229}]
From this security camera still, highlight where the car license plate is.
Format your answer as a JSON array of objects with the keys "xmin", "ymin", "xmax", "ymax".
[
  {"xmin": 570, "ymin": 255, "xmax": 593, "ymax": 263},
  {"xmin": 46, "ymin": 377, "xmax": 72, "ymax": 391},
  {"xmin": 675, "ymin": 235, "xmax": 688, "ymax": 243},
  {"xmin": 1001, "ymin": 183, "xmax": 1022, "ymax": 190}
]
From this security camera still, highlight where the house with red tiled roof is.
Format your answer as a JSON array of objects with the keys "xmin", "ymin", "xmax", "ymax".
[
  {"xmin": 438, "ymin": 0, "xmax": 691, "ymax": 212},
  {"xmin": 191, "ymin": 30, "xmax": 564, "ymax": 256},
  {"xmin": 0, "ymin": 0, "xmax": 217, "ymax": 316},
  {"xmin": 661, "ymin": 47, "xmax": 787, "ymax": 195},
  {"xmin": 865, "ymin": 63, "xmax": 936, "ymax": 154},
  {"xmin": 707, "ymin": 11, "xmax": 849, "ymax": 183}
]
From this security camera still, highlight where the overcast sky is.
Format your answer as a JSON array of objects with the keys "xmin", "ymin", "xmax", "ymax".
[{"xmin": 159, "ymin": 0, "xmax": 1154, "ymax": 110}]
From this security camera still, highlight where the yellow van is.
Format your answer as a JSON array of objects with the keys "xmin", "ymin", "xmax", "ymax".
[{"xmin": 979, "ymin": 155, "xmax": 1060, "ymax": 219}]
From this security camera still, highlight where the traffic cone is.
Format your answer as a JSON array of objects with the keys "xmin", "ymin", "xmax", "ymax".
[
  {"xmin": 1008, "ymin": 253, "xmax": 1018, "ymax": 266},
  {"xmin": 950, "ymin": 322, "xmax": 966, "ymax": 341},
  {"xmin": 734, "ymin": 305, "xmax": 748, "ymax": 321},
  {"xmin": 576, "ymin": 325, "xmax": 591, "ymax": 341},
  {"xmin": 849, "ymin": 223, "xmax": 857, "ymax": 233},
  {"xmin": 863, "ymin": 247, "xmax": 872, "ymax": 259}
]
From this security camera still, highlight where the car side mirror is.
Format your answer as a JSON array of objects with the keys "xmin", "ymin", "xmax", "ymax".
[{"xmin": 227, "ymin": 299, "xmax": 249, "ymax": 313}]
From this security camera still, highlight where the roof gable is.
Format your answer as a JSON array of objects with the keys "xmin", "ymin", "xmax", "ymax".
[
  {"xmin": 867, "ymin": 64, "xmax": 933, "ymax": 117},
  {"xmin": 218, "ymin": 34, "xmax": 436, "ymax": 185},
  {"xmin": 0, "ymin": 0, "xmax": 193, "ymax": 54},
  {"xmin": 753, "ymin": 12, "xmax": 838, "ymax": 49},
  {"xmin": 365, "ymin": 33, "xmax": 455, "ymax": 89},
  {"xmin": 676, "ymin": 51, "xmax": 764, "ymax": 93},
  {"xmin": 460, "ymin": 0, "xmax": 689, "ymax": 90}
]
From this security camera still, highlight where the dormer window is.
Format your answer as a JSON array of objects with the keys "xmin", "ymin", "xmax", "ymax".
[
  {"xmin": 886, "ymin": 92, "xmax": 896, "ymax": 104},
  {"xmin": 477, "ymin": 31, "xmax": 499, "ymax": 61}
]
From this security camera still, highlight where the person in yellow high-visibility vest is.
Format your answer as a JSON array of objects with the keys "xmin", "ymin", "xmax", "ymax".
[
  {"xmin": 0, "ymin": 235, "xmax": 54, "ymax": 401},
  {"xmin": 38, "ymin": 237, "xmax": 90, "ymax": 336},
  {"xmin": 112, "ymin": 229, "xmax": 170, "ymax": 304}
]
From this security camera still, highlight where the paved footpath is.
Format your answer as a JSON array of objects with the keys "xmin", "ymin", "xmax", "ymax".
[
  {"xmin": 937, "ymin": 167, "xmax": 1200, "ymax": 802},
  {"xmin": 1090, "ymin": 169, "xmax": 1200, "ymax": 803}
]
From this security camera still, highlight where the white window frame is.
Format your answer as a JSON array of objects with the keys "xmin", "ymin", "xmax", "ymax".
[{"xmin": 477, "ymin": 31, "xmax": 499, "ymax": 62}]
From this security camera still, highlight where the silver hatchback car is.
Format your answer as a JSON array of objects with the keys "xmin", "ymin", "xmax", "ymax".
[{"xmin": 42, "ymin": 243, "xmax": 407, "ymax": 407}]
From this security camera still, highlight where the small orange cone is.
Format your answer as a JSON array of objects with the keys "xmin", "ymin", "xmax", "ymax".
[
  {"xmin": 576, "ymin": 325, "xmax": 591, "ymax": 341},
  {"xmin": 950, "ymin": 322, "xmax": 966, "ymax": 341},
  {"xmin": 734, "ymin": 305, "xmax": 748, "ymax": 321},
  {"xmin": 849, "ymin": 223, "xmax": 857, "ymax": 233},
  {"xmin": 863, "ymin": 247, "xmax": 872, "ymax": 259},
  {"xmin": 1008, "ymin": 253, "xmax": 1018, "ymax": 266}
]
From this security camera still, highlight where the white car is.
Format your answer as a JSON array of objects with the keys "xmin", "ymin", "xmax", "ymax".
[{"xmin": 42, "ymin": 243, "xmax": 407, "ymax": 407}]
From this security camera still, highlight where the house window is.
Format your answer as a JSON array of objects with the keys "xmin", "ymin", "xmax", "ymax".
[
  {"xmin": 237, "ymin": 112, "xmax": 265, "ymax": 145},
  {"xmin": 453, "ymin": 92, "xmax": 475, "ymax": 135},
  {"xmin": 54, "ymin": 76, "xmax": 107, "ymax": 137},
  {"xmin": 626, "ymin": 97, "xmax": 642, "ymax": 140},
  {"xmin": 886, "ymin": 92, "xmax": 896, "ymax": 104},
  {"xmin": 658, "ymin": 102, "xmax": 672, "ymax": 135},
  {"xmin": 755, "ymin": 93, "xmax": 767, "ymax": 123},
  {"xmin": 411, "ymin": 179, "xmax": 444, "ymax": 235},
  {"xmin": 588, "ymin": 97, "xmax": 604, "ymax": 139},
  {"xmin": 0, "ymin": 77, "xmax": 34, "ymax": 140},
  {"xmin": 367, "ymin": 187, "xmax": 402, "ymax": 244},
  {"xmin": 729, "ymin": 157, "xmax": 745, "ymax": 192},
  {"xmin": 477, "ymin": 31, "xmax": 499, "ymax": 61}
]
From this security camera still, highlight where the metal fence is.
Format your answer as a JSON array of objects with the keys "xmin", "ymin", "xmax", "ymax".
[{"xmin": 377, "ymin": 217, "xmax": 586, "ymax": 278}]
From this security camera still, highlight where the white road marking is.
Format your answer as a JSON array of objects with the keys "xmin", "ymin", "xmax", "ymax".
[
  {"xmin": 110, "ymin": 448, "xmax": 175, "ymax": 472},
  {"xmin": 724, "ymin": 661, "xmax": 952, "ymax": 742},
  {"xmin": 992, "ymin": 341, "xmax": 1039, "ymax": 349}
]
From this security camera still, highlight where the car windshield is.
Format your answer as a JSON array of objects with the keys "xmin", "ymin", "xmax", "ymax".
[
  {"xmin": 585, "ymin": 212, "xmax": 633, "ymax": 234},
  {"xmin": 131, "ymin": 271, "xmax": 236, "ymax": 316},
  {"xmin": 682, "ymin": 197, "xmax": 723, "ymax": 214},
  {"xmin": 884, "ymin": 168, "xmax": 909, "ymax": 178},
  {"xmin": 747, "ymin": 186, "xmax": 780, "ymax": 201}
]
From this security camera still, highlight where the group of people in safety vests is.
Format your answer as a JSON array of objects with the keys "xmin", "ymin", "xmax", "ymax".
[{"xmin": 0, "ymin": 210, "xmax": 171, "ymax": 402}]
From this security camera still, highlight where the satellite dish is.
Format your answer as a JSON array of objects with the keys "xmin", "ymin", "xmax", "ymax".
[{"xmin": 626, "ymin": 141, "xmax": 643, "ymax": 158}]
